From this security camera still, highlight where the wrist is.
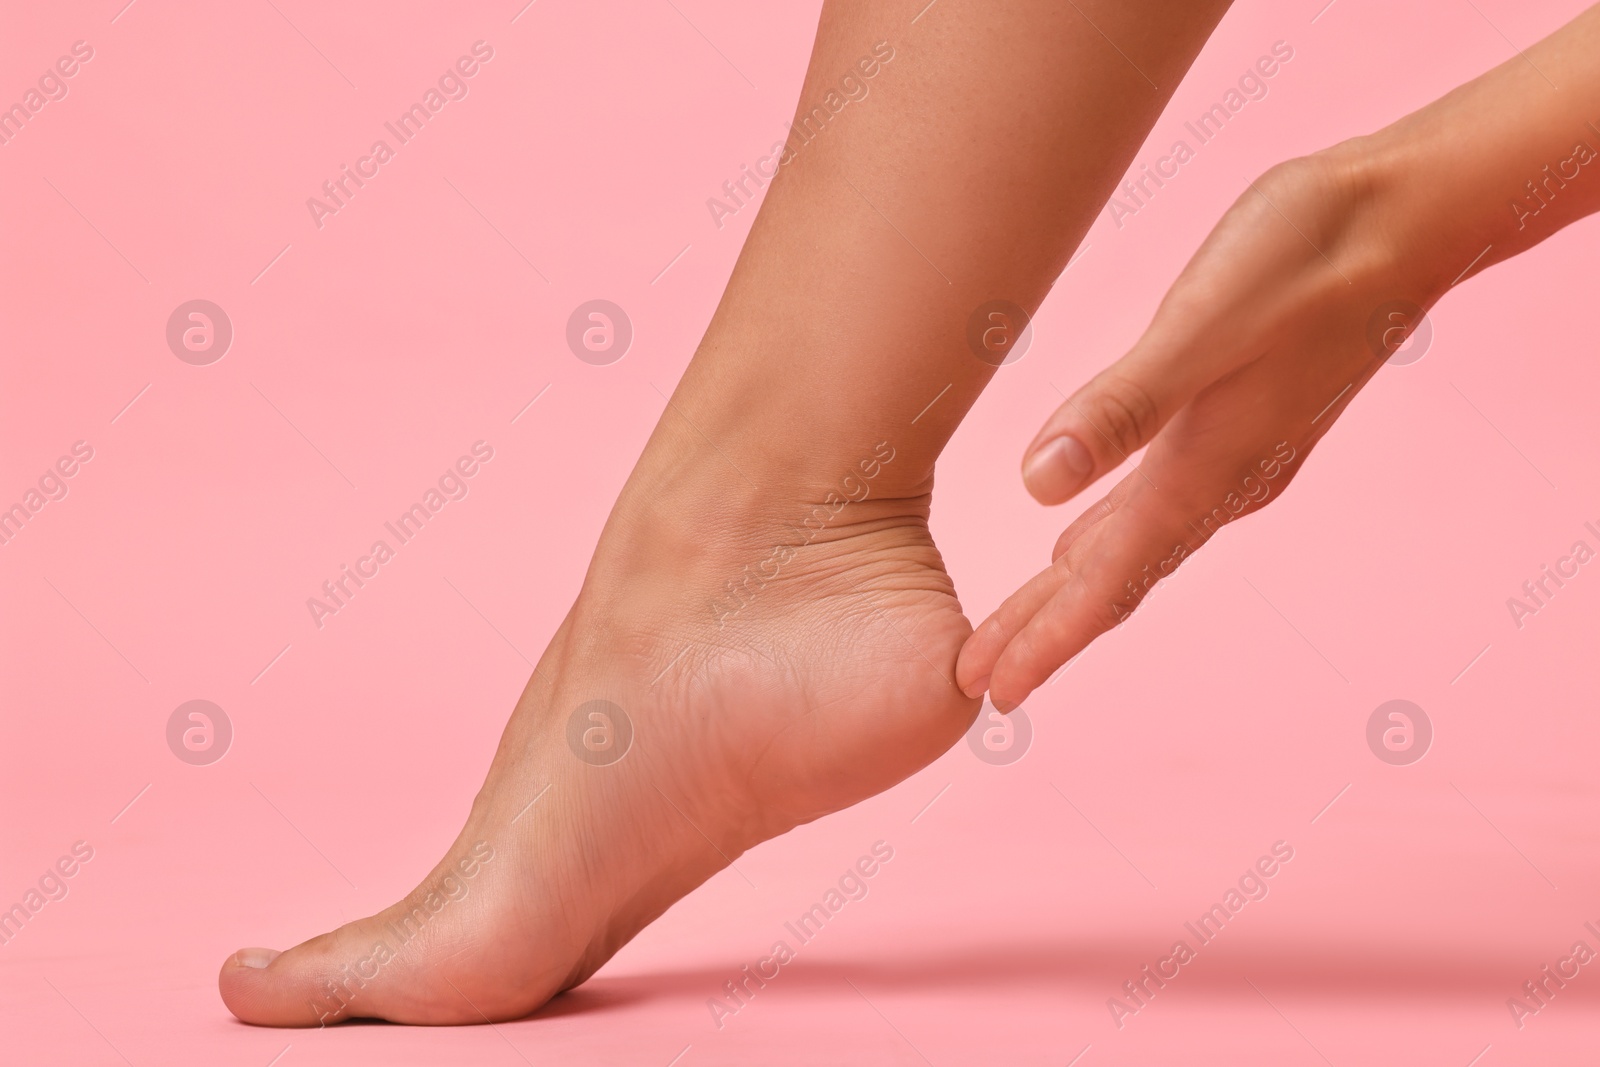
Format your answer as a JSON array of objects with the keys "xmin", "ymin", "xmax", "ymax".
[{"xmin": 1311, "ymin": 130, "xmax": 1496, "ymax": 304}]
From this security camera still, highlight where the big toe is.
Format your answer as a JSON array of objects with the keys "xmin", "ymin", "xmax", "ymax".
[
  {"xmin": 220, "ymin": 930, "xmax": 367, "ymax": 1027},
  {"xmin": 220, "ymin": 885, "xmax": 562, "ymax": 1026},
  {"xmin": 218, "ymin": 911, "xmax": 448, "ymax": 1027}
]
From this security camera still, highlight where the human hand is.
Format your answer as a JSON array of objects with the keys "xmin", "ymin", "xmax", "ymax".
[{"xmin": 957, "ymin": 146, "xmax": 1446, "ymax": 709}]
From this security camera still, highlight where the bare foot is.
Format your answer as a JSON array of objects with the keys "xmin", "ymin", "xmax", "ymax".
[
  {"xmin": 218, "ymin": 436, "xmax": 977, "ymax": 1025},
  {"xmin": 217, "ymin": 0, "xmax": 1245, "ymax": 1022}
]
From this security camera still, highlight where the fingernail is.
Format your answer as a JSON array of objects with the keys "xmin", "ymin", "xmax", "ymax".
[
  {"xmin": 992, "ymin": 697, "xmax": 1018, "ymax": 714},
  {"xmin": 235, "ymin": 948, "xmax": 280, "ymax": 970},
  {"xmin": 1022, "ymin": 436, "xmax": 1094, "ymax": 501},
  {"xmin": 962, "ymin": 675, "xmax": 990, "ymax": 699}
]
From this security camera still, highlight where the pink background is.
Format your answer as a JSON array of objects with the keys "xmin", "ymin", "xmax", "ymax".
[{"xmin": 4, "ymin": 0, "xmax": 1599, "ymax": 1063}]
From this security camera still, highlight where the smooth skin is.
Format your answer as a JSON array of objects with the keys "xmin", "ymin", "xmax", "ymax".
[
  {"xmin": 220, "ymin": 0, "xmax": 1234, "ymax": 1026},
  {"xmin": 959, "ymin": 3, "xmax": 1600, "ymax": 710}
]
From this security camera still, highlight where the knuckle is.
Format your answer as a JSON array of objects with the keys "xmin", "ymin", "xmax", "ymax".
[
  {"xmin": 1085, "ymin": 591, "xmax": 1131, "ymax": 636},
  {"xmin": 1089, "ymin": 375, "xmax": 1160, "ymax": 457}
]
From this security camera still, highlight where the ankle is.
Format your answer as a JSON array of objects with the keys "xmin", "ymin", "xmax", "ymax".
[
  {"xmin": 616, "ymin": 406, "xmax": 923, "ymax": 533},
  {"xmin": 583, "ymin": 425, "xmax": 939, "ymax": 630}
]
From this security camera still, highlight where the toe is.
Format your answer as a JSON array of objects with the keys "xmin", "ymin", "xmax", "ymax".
[
  {"xmin": 219, "ymin": 928, "xmax": 366, "ymax": 1027},
  {"xmin": 220, "ymin": 844, "xmax": 567, "ymax": 1027}
]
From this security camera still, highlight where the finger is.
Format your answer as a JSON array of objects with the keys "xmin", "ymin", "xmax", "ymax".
[
  {"xmin": 1022, "ymin": 172, "xmax": 1331, "ymax": 507},
  {"xmin": 956, "ymin": 555, "xmax": 1072, "ymax": 699},
  {"xmin": 1052, "ymin": 476, "xmax": 1133, "ymax": 560},
  {"xmin": 1022, "ymin": 315, "xmax": 1253, "ymax": 506},
  {"xmin": 992, "ymin": 417, "xmax": 1313, "ymax": 709},
  {"xmin": 987, "ymin": 471, "xmax": 1179, "ymax": 709},
  {"xmin": 957, "ymin": 475, "xmax": 1135, "ymax": 698}
]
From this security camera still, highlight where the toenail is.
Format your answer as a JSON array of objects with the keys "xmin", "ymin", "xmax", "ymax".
[
  {"xmin": 1023, "ymin": 436, "xmax": 1094, "ymax": 500},
  {"xmin": 235, "ymin": 947, "xmax": 280, "ymax": 969},
  {"xmin": 962, "ymin": 675, "xmax": 990, "ymax": 699}
]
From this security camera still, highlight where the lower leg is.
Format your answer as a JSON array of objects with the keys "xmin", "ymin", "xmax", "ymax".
[{"xmin": 220, "ymin": 0, "xmax": 1232, "ymax": 1025}]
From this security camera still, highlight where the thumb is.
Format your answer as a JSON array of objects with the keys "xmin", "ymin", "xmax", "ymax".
[{"xmin": 1022, "ymin": 315, "xmax": 1247, "ymax": 506}]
